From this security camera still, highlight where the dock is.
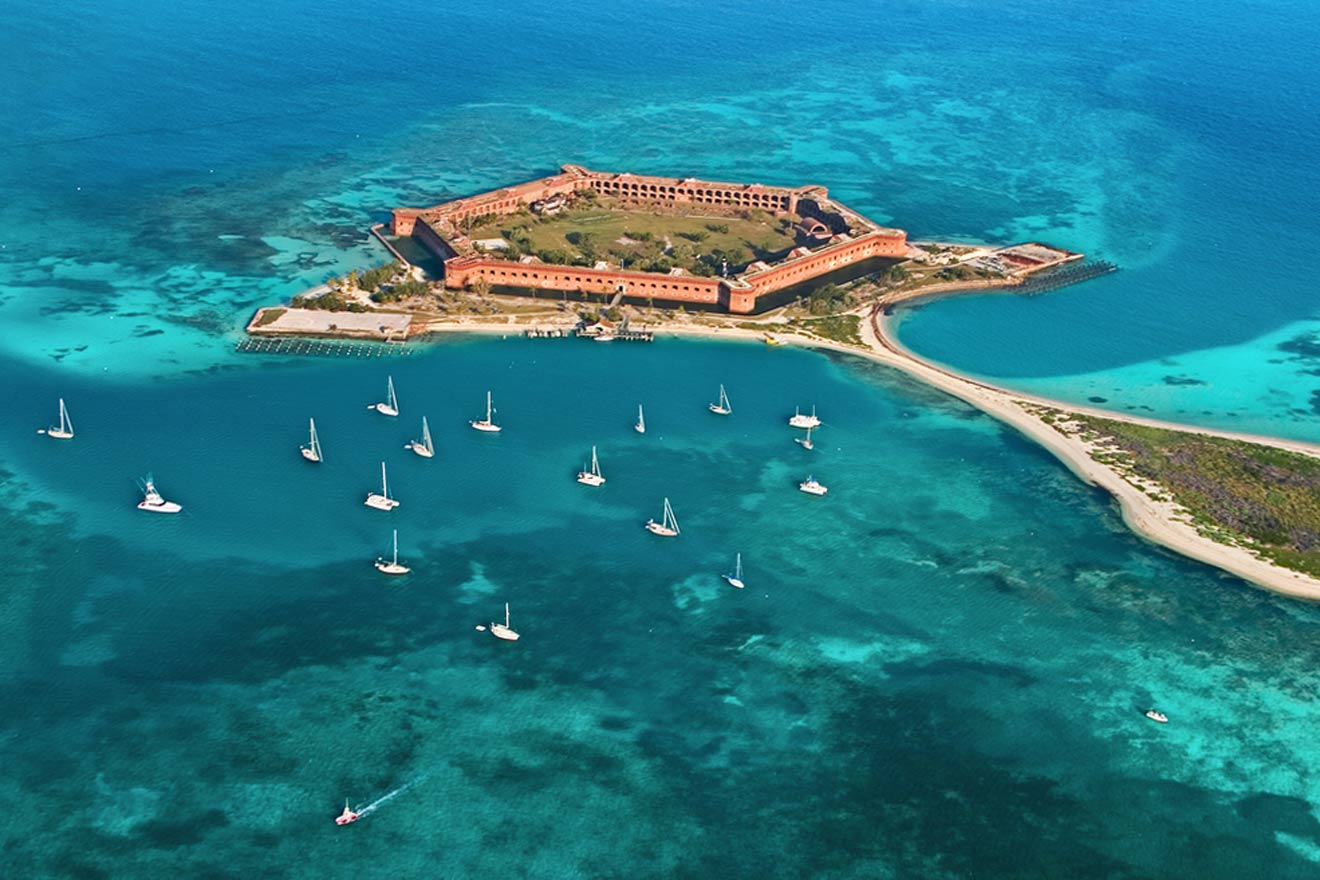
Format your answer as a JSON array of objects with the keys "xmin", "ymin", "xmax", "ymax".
[{"xmin": 1018, "ymin": 260, "xmax": 1118, "ymax": 295}]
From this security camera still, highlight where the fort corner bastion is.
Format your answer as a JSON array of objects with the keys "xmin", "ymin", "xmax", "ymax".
[{"xmin": 391, "ymin": 164, "xmax": 907, "ymax": 314}]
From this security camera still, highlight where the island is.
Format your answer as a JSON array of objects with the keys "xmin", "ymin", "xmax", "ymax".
[{"xmin": 244, "ymin": 166, "xmax": 1320, "ymax": 601}]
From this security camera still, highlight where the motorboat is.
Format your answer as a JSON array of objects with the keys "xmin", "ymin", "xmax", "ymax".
[
  {"xmin": 137, "ymin": 475, "xmax": 182, "ymax": 514},
  {"xmin": 1144, "ymin": 709, "xmax": 1168, "ymax": 724},
  {"xmin": 798, "ymin": 476, "xmax": 828, "ymax": 496}
]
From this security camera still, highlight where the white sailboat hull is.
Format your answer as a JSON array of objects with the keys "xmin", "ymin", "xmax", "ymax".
[
  {"xmin": 645, "ymin": 520, "xmax": 678, "ymax": 537},
  {"xmin": 708, "ymin": 405, "xmax": 731, "ymax": 416},
  {"xmin": 300, "ymin": 447, "xmax": 321, "ymax": 462},
  {"xmin": 375, "ymin": 560, "xmax": 411, "ymax": 575},
  {"xmin": 789, "ymin": 416, "xmax": 820, "ymax": 429},
  {"xmin": 469, "ymin": 420, "xmax": 501, "ymax": 433},
  {"xmin": 373, "ymin": 403, "xmax": 398, "ymax": 417},
  {"xmin": 407, "ymin": 442, "xmax": 435, "ymax": 458},
  {"xmin": 795, "ymin": 438, "xmax": 814, "ymax": 450},
  {"xmin": 634, "ymin": 423, "xmax": 645, "ymax": 434},
  {"xmin": 365, "ymin": 494, "xmax": 399, "ymax": 510},
  {"xmin": 723, "ymin": 576, "xmax": 745, "ymax": 589},
  {"xmin": 46, "ymin": 430, "xmax": 74, "ymax": 440},
  {"xmin": 577, "ymin": 472, "xmax": 606, "ymax": 486},
  {"xmin": 490, "ymin": 624, "xmax": 520, "ymax": 641}
]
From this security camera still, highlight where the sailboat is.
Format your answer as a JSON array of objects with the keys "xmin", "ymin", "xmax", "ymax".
[
  {"xmin": 371, "ymin": 376, "xmax": 399, "ymax": 417},
  {"xmin": 798, "ymin": 475, "xmax": 828, "ymax": 496},
  {"xmin": 469, "ymin": 391, "xmax": 501, "ymax": 433},
  {"xmin": 708, "ymin": 383, "xmax": 732, "ymax": 416},
  {"xmin": 645, "ymin": 497, "xmax": 680, "ymax": 537},
  {"xmin": 137, "ymin": 474, "xmax": 182, "ymax": 514},
  {"xmin": 789, "ymin": 405, "xmax": 820, "ymax": 429},
  {"xmin": 406, "ymin": 416, "xmax": 434, "ymax": 458},
  {"xmin": 335, "ymin": 800, "xmax": 360, "ymax": 825},
  {"xmin": 364, "ymin": 461, "xmax": 400, "ymax": 510},
  {"xmin": 634, "ymin": 404, "xmax": 646, "ymax": 434},
  {"xmin": 300, "ymin": 418, "xmax": 323, "ymax": 462},
  {"xmin": 374, "ymin": 529, "xmax": 411, "ymax": 575},
  {"xmin": 576, "ymin": 445, "xmax": 605, "ymax": 486},
  {"xmin": 489, "ymin": 602, "xmax": 520, "ymax": 641},
  {"xmin": 795, "ymin": 425, "xmax": 815, "ymax": 451},
  {"xmin": 723, "ymin": 552, "xmax": 745, "ymax": 589},
  {"xmin": 39, "ymin": 398, "xmax": 74, "ymax": 440}
]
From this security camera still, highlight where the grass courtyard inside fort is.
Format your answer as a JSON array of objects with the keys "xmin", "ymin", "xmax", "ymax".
[{"xmin": 464, "ymin": 198, "xmax": 801, "ymax": 274}]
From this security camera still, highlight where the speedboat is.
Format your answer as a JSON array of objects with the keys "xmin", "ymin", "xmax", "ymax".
[
  {"xmin": 798, "ymin": 476, "xmax": 828, "ymax": 496},
  {"xmin": 1144, "ymin": 709, "xmax": 1168, "ymax": 724},
  {"xmin": 137, "ymin": 476, "xmax": 182, "ymax": 514},
  {"xmin": 335, "ymin": 800, "xmax": 360, "ymax": 825}
]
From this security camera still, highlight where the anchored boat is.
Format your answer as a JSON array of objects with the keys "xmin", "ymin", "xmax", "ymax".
[
  {"xmin": 645, "ymin": 497, "xmax": 680, "ymax": 537},
  {"xmin": 364, "ymin": 462, "xmax": 400, "ymax": 510},
  {"xmin": 490, "ymin": 603, "xmax": 519, "ymax": 641},
  {"xmin": 789, "ymin": 405, "xmax": 820, "ymax": 429},
  {"xmin": 300, "ymin": 417, "xmax": 323, "ymax": 462},
  {"xmin": 798, "ymin": 475, "xmax": 828, "ymax": 496},
  {"xmin": 469, "ymin": 391, "xmax": 501, "ymax": 433},
  {"xmin": 374, "ymin": 529, "xmax": 410, "ymax": 575},
  {"xmin": 576, "ymin": 445, "xmax": 605, "ymax": 486},
  {"xmin": 406, "ymin": 416, "xmax": 434, "ymax": 458},
  {"xmin": 371, "ymin": 375, "xmax": 399, "ymax": 417},
  {"xmin": 137, "ymin": 474, "xmax": 182, "ymax": 514},
  {"xmin": 723, "ymin": 552, "xmax": 745, "ymax": 589},
  {"xmin": 709, "ymin": 383, "xmax": 732, "ymax": 416},
  {"xmin": 40, "ymin": 398, "xmax": 74, "ymax": 440},
  {"xmin": 634, "ymin": 404, "xmax": 646, "ymax": 434}
]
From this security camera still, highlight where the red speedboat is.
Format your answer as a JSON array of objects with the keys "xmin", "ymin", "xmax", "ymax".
[{"xmin": 335, "ymin": 800, "xmax": 360, "ymax": 825}]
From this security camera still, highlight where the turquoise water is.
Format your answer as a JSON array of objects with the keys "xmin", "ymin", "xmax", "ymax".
[{"xmin": 7, "ymin": 0, "xmax": 1320, "ymax": 875}]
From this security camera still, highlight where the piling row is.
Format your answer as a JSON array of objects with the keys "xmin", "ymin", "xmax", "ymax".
[
  {"xmin": 234, "ymin": 337, "xmax": 413, "ymax": 357},
  {"xmin": 1019, "ymin": 260, "xmax": 1119, "ymax": 295}
]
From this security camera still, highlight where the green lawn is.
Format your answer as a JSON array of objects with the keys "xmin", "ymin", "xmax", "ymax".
[{"xmin": 467, "ymin": 200, "xmax": 797, "ymax": 274}]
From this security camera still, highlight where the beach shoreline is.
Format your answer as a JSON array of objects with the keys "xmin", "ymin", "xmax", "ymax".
[{"xmin": 643, "ymin": 317, "xmax": 1320, "ymax": 601}]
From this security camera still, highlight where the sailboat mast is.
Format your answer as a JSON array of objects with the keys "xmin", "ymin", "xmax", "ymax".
[
  {"xmin": 422, "ymin": 416, "xmax": 432, "ymax": 452},
  {"xmin": 392, "ymin": 529, "xmax": 399, "ymax": 565},
  {"xmin": 381, "ymin": 462, "xmax": 389, "ymax": 498},
  {"xmin": 486, "ymin": 391, "xmax": 493, "ymax": 422},
  {"xmin": 504, "ymin": 602, "xmax": 510, "ymax": 628}
]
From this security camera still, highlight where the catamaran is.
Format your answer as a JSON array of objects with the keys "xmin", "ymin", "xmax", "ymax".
[
  {"xmin": 576, "ymin": 445, "xmax": 605, "ymax": 486},
  {"xmin": 364, "ymin": 462, "xmax": 400, "ymax": 510},
  {"xmin": 645, "ymin": 497, "xmax": 680, "ymax": 537},
  {"xmin": 300, "ymin": 418, "xmax": 323, "ymax": 462},
  {"xmin": 789, "ymin": 405, "xmax": 821, "ymax": 429},
  {"xmin": 406, "ymin": 416, "xmax": 434, "ymax": 458},
  {"xmin": 137, "ymin": 474, "xmax": 182, "ymax": 514},
  {"xmin": 723, "ymin": 552, "xmax": 745, "ymax": 589},
  {"xmin": 490, "ymin": 602, "xmax": 519, "ymax": 641},
  {"xmin": 40, "ymin": 398, "xmax": 74, "ymax": 440},
  {"xmin": 469, "ymin": 391, "xmax": 501, "ymax": 433},
  {"xmin": 709, "ymin": 383, "xmax": 732, "ymax": 416},
  {"xmin": 798, "ymin": 475, "xmax": 828, "ymax": 496},
  {"xmin": 371, "ymin": 376, "xmax": 399, "ymax": 417},
  {"xmin": 634, "ymin": 404, "xmax": 646, "ymax": 434},
  {"xmin": 795, "ymin": 425, "xmax": 815, "ymax": 451},
  {"xmin": 374, "ymin": 529, "xmax": 411, "ymax": 575}
]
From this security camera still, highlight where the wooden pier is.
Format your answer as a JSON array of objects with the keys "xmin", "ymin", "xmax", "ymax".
[{"xmin": 234, "ymin": 337, "xmax": 412, "ymax": 358}]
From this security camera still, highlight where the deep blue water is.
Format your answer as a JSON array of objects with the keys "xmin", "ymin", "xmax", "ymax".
[{"xmin": 5, "ymin": 0, "xmax": 1320, "ymax": 876}]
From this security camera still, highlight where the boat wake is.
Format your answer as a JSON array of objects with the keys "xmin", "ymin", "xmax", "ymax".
[{"xmin": 351, "ymin": 774, "xmax": 427, "ymax": 820}]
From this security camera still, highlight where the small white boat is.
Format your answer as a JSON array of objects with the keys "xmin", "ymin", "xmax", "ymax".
[
  {"xmin": 798, "ymin": 475, "xmax": 828, "ymax": 496},
  {"xmin": 634, "ymin": 404, "xmax": 646, "ymax": 434},
  {"xmin": 371, "ymin": 376, "xmax": 399, "ymax": 417},
  {"xmin": 469, "ymin": 391, "xmax": 501, "ymax": 433},
  {"xmin": 595, "ymin": 333, "xmax": 615, "ymax": 343},
  {"xmin": 723, "ymin": 552, "xmax": 745, "ymax": 589},
  {"xmin": 645, "ymin": 497, "xmax": 680, "ymax": 537},
  {"xmin": 374, "ymin": 529, "xmax": 411, "ymax": 575},
  {"xmin": 789, "ymin": 405, "xmax": 821, "ymax": 429},
  {"xmin": 406, "ymin": 416, "xmax": 434, "ymax": 458},
  {"xmin": 709, "ymin": 383, "xmax": 732, "ymax": 416},
  {"xmin": 1144, "ymin": 709, "xmax": 1168, "ymax": 724},
  {"xmin": 795, "ymin": 425, "xmax": 815, "ymax": 451},
  {"xmin": 364, "ymin": 461, "xmax": 400, "ymax": 510},
  {"xmin": 300, "ymin": 417, "xmax": 323, "ymax": 462},
  {"xmin": 576, "ymin": 445, "xmax": 605, "ymax": 486},
  {"xmin": 40, "ymin": 398, "xmax": 74, "ymax": 440},
  {"xmin": 137, "ymin": 474, "xmax": 182, "ymax": 514},
  {"xmin": 490, "ymin": 602, "xmax": 519, "ymax": 641}
]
